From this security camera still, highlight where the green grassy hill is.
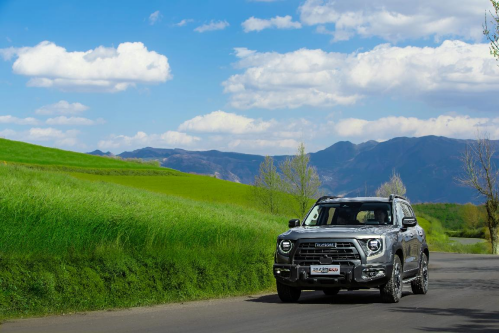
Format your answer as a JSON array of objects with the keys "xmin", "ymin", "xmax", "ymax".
[
  {"xmin": 0, "ymin": 164, "xmax": 288, "ymax": 319},
  {"xmin": 0, "ymin": 138, "xmax": 163, "ymax": 170}
]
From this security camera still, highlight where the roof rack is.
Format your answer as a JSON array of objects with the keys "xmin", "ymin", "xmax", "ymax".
[
  {"xmin": 316, "ymin": 196, "xmax": 340, "ymax": 203},
  {"xmin": 389, "ymin": 194, "xmax": 408, "ymax": 201}
]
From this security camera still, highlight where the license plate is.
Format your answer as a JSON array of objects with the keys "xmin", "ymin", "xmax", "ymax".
[{"xmin": 310, "ymin": 265, "xmax": 340, "ymax": 275}]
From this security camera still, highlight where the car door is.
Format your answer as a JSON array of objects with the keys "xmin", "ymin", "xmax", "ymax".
[
  {"xmin": 395, "ymin": 200, "xmax": 418, "ymax": 275},
  {"xmin": 402, "ymin": 202, "xmax": 419, "ymax": 273}
]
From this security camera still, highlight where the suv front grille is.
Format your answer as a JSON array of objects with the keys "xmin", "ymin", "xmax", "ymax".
[{"xmin": 293, "ymin": 241, "xmax": 360, "ymax": 265}]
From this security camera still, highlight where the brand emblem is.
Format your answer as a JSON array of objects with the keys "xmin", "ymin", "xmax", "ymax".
[{"xmin": 315, "ymin": 242, "xmax": 336, "ymax": 248}]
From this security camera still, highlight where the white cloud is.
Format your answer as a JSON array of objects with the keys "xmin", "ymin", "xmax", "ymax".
[
  {"xmin": 223, "ymin": 41, "xmax": 498, "ymax": 110},
  {"xmin": 242, "ymin": 15, "xmax": 302, "ymax": 32},
  {"xmin": 160, "ymin": 131, "xmax": 200, "ymax": 145},
  {"xmin": 299, "ymin": 0, "xmax": 485, "ymax": 42},
  {"xmin": 194, "ymin": 20, "xmax": 229, "ymax": 33},
  {"xmin": 0, "ymin": 47, "xmax": 17, "ymax": 60},
  {"xmin": 149, "ymin": 11, "xmax": 162, "ymax": 25},
  {"xmin": 45, "ymin": 116, "xmax": 105, "ymax": 126},
  {"xmin": 228, "ymin": 138, "xmax": 300, "ymax": 151},
  {"xmin": 1, "ymin": 41, "xmax": 172, "ymax": 92},
  {"xmin": 330, "ymin": 115, "xmax": 499, "ymax": 141},
  {"xmin": 0, "ymin": 115, "xmax": 39, "ymax": 125},
  {"xmin": 0, "ymin": 127, "xmax": 82, "ymax": 147},
  {"xmin": 175, "ymin": 19, "xmax": 194, "ymax": 27},
  {"xmin": 0, "ymin": 129, "xmax": 16, "ymax": 138},
  {"xmin": 35, "ymin": 100, "xmax": 89, "ymax": 115},
  {"xmin": 98, "ymin": 131, "xmax": 200, "ymax": 150},
  {"xmin": 178, "ymin": 110, "xmax": 274, "ymax": 134}
]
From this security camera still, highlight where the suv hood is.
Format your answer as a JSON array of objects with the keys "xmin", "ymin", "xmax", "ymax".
[{"xmin": 279, "ymin": 225, "xmax": 398, "ymax": 240}]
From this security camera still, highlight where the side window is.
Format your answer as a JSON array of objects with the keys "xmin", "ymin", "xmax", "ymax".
[
  {"xmin": 401, "ymin": 204, "xmax": 412, "ymax": 218},
  {"xmin": 304, "ymin": 206, "xmax": 320, "ymax": 226},
  {"xmin": 395, "ymin": 201, "xmax": 404, "ymax": 226},
  {"xmin": 403, "ymin": 203, "xmax": 415, "ymax": 218}
]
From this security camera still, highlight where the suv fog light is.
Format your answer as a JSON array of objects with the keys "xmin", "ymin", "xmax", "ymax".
[{"xmin": 363, "ymin": 268, "xmax": 386, "ymax": 279}]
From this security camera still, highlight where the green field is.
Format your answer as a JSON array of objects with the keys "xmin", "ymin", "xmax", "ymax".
[
  {"xmin": 71, "ymin": 173, "xmax": 258, "ymax": 210},
  {"xmin": 0, "ymin": 138, "xmax": 491, "ymax": 320},
  {"xmin": 0, "ymin": 165, "xmax": 287, "ymax": 319},
  {"xmin": 0, "ymin": 138, "xmax": 162, "ymax": 170}
]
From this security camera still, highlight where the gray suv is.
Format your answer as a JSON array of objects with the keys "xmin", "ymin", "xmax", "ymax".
[{"xmin": 273, "ymin": 195, "xmax": 429, "ymax": 303}]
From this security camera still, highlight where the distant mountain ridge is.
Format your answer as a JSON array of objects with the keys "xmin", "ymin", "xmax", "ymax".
[
  {"xmin": 88, "ymin": 136, "xmax": 499, "ymax": 204},
  {"xmin": 87, "ymin": 150, "xmax": 115, "ymax": 157}
]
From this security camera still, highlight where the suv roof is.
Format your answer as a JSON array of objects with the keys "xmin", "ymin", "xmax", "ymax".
[{"xmin": 316, "ymin": 194, "xmax": 409, "ymax": 204}]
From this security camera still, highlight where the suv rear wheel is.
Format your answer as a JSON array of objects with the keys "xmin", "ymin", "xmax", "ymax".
[
  {"xmin": 323, "ymin": 287, "xmax": 340, "ymax": 296},
  {"xmin": 277, "ymin": 281, "xmax": 301, "ymax": 302},
  {"xmin": 411, "ymin": 253, "xmax": 429, "ymax": 294},
  {"xmin": 380, "ymin": 255, "xmax": 403, "ymax": 303}
]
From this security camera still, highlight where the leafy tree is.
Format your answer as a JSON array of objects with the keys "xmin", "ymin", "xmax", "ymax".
[
  {"xmin": 483, "ymin": 0, "xmax": 499, "ymax": 63},
  {"xmin": 462, "ymin": 203, "xmax": 481, "ymax": 229},
  {"xmin": 457, "ymin": 134, "xmax": 499, "ymax": 254},
  {"xmin": 375, "ymin": 170, "xmax": 407, "ymax": 198},
  {"xmin": 253, "ymin": 156, "xmax": 283, "ymax": 214},
  {"xmin": 280, "ymin": 143, "xmax": 321, "ymax": 218}
]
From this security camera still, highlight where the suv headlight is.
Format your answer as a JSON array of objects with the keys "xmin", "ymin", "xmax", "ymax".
[
  {"xmin": 278, "ymin": 239, "xmax": 294, "ymax": 255},
  {"xmin": 357, "ymin": 238, "xmax": 383, "ymax": 257}
]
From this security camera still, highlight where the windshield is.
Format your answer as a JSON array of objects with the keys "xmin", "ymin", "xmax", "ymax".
[{"xmin": 303, "ymin": 202, "xmax": 393, "ymax": 226}]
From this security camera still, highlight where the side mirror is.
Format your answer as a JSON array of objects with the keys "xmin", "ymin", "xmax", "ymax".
[
  {"xmin": 402, "ymin": 217, "xmax": 417, "ymax": 228},
  {"xmin": 288, "ymin": 219, "xmax": 300, "ymax": 228}
]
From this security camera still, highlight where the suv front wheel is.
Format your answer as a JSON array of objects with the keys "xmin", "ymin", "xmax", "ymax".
[
  {"xmin": 277, "ymin": 281, "xmax": 301, "ymax": 303},
  {"xmin": 380, "ymin": 255, "xmax": 403, "ymax": 303}
]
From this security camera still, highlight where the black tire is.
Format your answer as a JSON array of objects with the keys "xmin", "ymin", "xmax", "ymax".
[
  {"xmin": 380, "ymin": 255, "xmax": 403, "ymax": 303},
  {"xmin": 323, "ymin": 288, "xmax": 341, "ymax": 296},
  {"xmin": 411, "ymin": 253, "xmax": 429, "ymax": 294},
  {"xmin": 277, "ymin": 281, "xmax": 301, "ymax": 303}
]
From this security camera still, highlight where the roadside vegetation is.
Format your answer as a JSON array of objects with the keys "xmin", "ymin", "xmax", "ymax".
[
  {"xmin": 416, "ymin": 215, "xmax": 490, "ymax": 254},
  {"xmin": 413, "ymin": 203, "xmax": 489, "ymax": 239},
  {"xmin": 0, "ymin": 165, "xmax": 287, "ymax": 320}
]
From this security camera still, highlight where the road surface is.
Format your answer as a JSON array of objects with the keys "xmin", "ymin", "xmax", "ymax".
[{"xmin": 2, "ymin": 252, "xmax": 498, "ymax": 333}]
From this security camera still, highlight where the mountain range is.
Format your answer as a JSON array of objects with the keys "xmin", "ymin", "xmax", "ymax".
[{"xmin": 88, "ymin": 136, "xmax": 499, "ymax": 204}]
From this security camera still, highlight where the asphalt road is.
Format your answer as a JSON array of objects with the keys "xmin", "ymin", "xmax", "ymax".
[{"xmin": 2, "ymin": 252, "xmax": 498, "ymax": 333}]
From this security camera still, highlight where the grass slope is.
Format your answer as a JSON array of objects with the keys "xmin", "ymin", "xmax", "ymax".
[
  {"xmin": 0, "ymin": 165, "xmax": 287, "ymax": 319},
  {"xmin": 417, "ymin": 215, "xmax": 490, "ymax": 254},
  {"xmin": 0, "ymin": 138, "xmax": 160, "ymax": 169},
  {"xmin": 71, "ymin": 173, "xmax": 262, "ymax": 211},
  {"xmin": 413, "ymin": 203, "xmax": 487, "ymax": 231}
]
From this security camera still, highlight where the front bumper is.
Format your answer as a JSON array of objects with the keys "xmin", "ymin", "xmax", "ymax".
[{"xmin": 273, "ymin": 262, "xmax": 393, "ymax": 289}]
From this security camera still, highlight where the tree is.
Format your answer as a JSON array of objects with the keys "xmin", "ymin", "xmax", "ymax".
[
  {"xmin": 483, "ymin": 0, "xmax": 499, "ymax": 63},
  {"xmin": 462, "ymin": 203, "xmax": 480, "ymax": 230},
  {"xmin": 457, "ymin": 134, "xmax": 499, "ymax": 254},
  {"xmin": 375, "ymin": 170, "xmax": 407, "ymax": 198},
  {"xmin": 253, "ymin": 156, "xmax": 283, "ymax": 214},
  {"xmin": 280, "ymin": 143, "xmax": 321, "ymax": 218}
]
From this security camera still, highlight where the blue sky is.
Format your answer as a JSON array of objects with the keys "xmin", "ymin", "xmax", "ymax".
[{"xmin": 0, "ymin": 0, "xmax": 498, "ymax": 155}]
